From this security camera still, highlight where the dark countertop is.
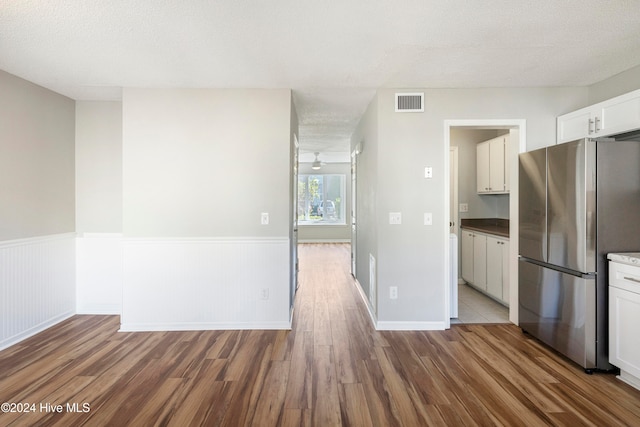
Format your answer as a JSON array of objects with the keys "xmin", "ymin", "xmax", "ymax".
[{"xmin": 460, "ymin": 218, "xmax": 509, "ymax": 238}]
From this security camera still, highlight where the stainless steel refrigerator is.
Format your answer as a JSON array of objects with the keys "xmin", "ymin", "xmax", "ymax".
[{"xmin": 519, "ymin": 137, "xmax": 640, "ymax": 371}]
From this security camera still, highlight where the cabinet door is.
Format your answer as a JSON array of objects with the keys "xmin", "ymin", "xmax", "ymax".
[
  {"xmin": 489, "ymin": 137, "xmax": 506, "ymax": 192},
  {"xmin": 609, "ymin": 285, "xmax": 640, "ymax": 378},
  {"xmin": 461, "ymin": 232, "xmax": 475, "ymax": 283},
  {"xmin": 486, "ymin": 237, "xmax": 503, "ymax": 300},
  {"xmin": 557, "ymin": 108, "xmax": 592, "ymax": 144},
  {"xmin": 503, "ymin": 135, "xmax": 510, "ymax": 192},
  {"xmin": 502, "ymin": 240, "xmax": 510, "ymax": 305},
  {"xmin": 597, "ymin": 90, "xmax": 640, "ymax": 137},
  {"xmin": 476, "ymin": 141, "xmax": 490, "ymax": 193},
  {"xmin": 473, "ymin": 234, "xmax": 487, "ymax": 290}
]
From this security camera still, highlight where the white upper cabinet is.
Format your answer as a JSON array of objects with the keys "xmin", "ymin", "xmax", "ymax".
[
  {"xmin": 477, "ymin": 135, "xmax": 509, "ymax": 194},
  {"xmin": 557, "ymin": 89, "xmax": 640, "ymax": 144}
]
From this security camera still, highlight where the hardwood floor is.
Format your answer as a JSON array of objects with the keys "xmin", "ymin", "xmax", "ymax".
[{"xmin": 1, "ymin": 243, "xmax": 640, "ymax": 426}]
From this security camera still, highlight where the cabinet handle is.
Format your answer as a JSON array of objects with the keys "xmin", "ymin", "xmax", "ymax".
[
  {"xmin": 595, "ymin": 116, "xmax": 601, "ymax": 132},
  {"xmin": 588, "ymin": 118, "xmax": 594, "ymax": 134},
  {"xmin": 623, "ymin": 276, "xmax": 640, "ymax": 283}
]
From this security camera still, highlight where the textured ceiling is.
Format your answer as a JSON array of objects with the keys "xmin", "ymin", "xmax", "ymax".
[{"xmin": 2, "ymin": 0, "xmax": 640, "ymax": 158}]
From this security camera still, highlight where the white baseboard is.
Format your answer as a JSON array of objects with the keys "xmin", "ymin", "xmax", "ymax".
[
  {"xmin": 376, "ymin": 321, "xmax": 447, "ymax": 331},
  {"xmin": 0, "ymin": 311, "xmax": 75, "ymax": 352},
  {"xmin": 353, "ymin": 274, "xmax": 446, "ymax": 331},
  {"xmin": 298, "ymin": 239, "xmax": 351, "ymax": 244},
  {"xmin": 353, "ymin": 278, "xmax": 377, "ymax": 327},
  {"xmin": 119, "ymin": 320, "xmax": 292, "ymax": 332}
]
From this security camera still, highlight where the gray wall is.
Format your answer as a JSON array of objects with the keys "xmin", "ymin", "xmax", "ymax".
[
  {"xmin": 0, "ymin": 70, "xmax": 75, "ymax": 241},
  {"xmin": 588, "ymin": 64, "xmax": 640, "ymax": 104},
  {"xmin": 297, "ymin": 162, "xmax": 351, "ymax": 242},
  {"xmin": 76, "ymin": 101, "xmax": 123, "ymax": 234},
  {"xmin": 122, "ymin": 88, "xmax": 293, "ymax": 238},
  {"xmin": 450, "ymin": 128, "xmax": 509, "ymax": 220},
  {"xmin": 350, "ymin": 96, "xmax": 379, "ymax": 305},
  {"xmin": 353, "ymin": 87, "xmax": 588, "ymax": 323}
]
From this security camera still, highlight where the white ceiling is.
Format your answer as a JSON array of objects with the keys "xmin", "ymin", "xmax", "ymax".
[{"xmin": 2, "ymin": 1, "xmax": 640, "ymax": 159}]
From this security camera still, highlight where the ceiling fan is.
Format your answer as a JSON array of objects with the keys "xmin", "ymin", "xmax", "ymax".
[{"xmin": 311, "ymin": 152, "xmax": 326, "ymax": 170}]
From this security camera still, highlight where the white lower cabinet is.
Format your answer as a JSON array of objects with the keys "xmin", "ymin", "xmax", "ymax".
[
  {"xmin": 461, "ymin": 232, "xmax": 475, "ymax": 284},
  {"xmin": 473, "ymin": 233, "xmax": 487, "ymax": 290},
  {"xmin": 609, "ymin": 259, "xmax": 640, "ymax": 390},
  {"xmin": 461, "ymin": 229, "xmax": 509, "ymax": 306}
]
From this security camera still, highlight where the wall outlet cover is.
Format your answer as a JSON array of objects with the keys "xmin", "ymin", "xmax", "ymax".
[{"xmin": 389, "ymin": 212, "xmax": 402, "ymax": 225}]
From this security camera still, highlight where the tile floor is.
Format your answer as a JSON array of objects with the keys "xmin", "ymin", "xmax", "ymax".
[{"xmin": 451, "ymin": 282, "xmax": 509, "ymax": 324}]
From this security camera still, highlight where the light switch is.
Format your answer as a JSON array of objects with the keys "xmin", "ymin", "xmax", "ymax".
[
  {"xmin": 261, "ymin": 212, "xmax": 269, "ymax": 225},
  {"xmin": 389, "ymin": 212, "xmax": 402, "ymax": 225}
]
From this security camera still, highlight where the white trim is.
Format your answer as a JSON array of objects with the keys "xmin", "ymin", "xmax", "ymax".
[
  {"xmin": 0, "ymin": 312, "xmax": 74, "ymax": 352},
  {"xmin": 80, "ymin": 232, "xmax": 123, "ymax": 238},
  {"xmin": 0, "ymin": 232, "xmax": 76, "ymax": 248},
  {"xmin": 121, "ymin": 236, "xmax": 289, "ymax": 244},
  {"xmin": 376, "ymin": 321, "xmax": 446, "ymax": 331},
  {"xmin": 119, "ymin": 321, "xmax": 292, "ymax": 332},
  {"xmin": 353, "ymin": 278, "xmax": 378, "ymax": 328},
  {"xmin": 298, "ymin": 239, "xmax": 351, "ymax": 244},
  {"xmin": 76, "ymin": 304, "xmax": 121, "ymax": 315}
]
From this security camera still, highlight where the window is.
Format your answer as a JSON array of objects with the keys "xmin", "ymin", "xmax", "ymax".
[{"xmin": 298, "ymin": 174, "xmax": 346, "ymax": 225}]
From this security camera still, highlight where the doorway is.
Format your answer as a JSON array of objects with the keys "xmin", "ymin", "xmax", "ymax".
[{"xmin": 444, "ymin": 120, "xmax": 526, "ymax": 328}]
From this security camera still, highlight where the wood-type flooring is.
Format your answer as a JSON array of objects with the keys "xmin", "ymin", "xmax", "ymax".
[{"xmin": 1, "ymin": 243, "xmax": 639, "ymax": 426}]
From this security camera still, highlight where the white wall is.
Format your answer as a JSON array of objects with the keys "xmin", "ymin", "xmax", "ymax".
[
  {"xmin": 0, "ymin": 70, "xmax": 76, "ymax": 349},
  {"xmin": 354, "ymin": 87, "xmax": 588, "ymax": 328},
  {"xmin": 76, "ymin": 101, "xmax": 123, "ymax": 234},
  {"xmin": 122, "ymin": 89, "xmax": 292, "ymax": 238},
  {"xmin": 75, "ymin": 101, "xmax": 124, "ymax": 314},
  {"xmin": 120, "ymin": 88, "xmax": 294, "ymax": 330}
]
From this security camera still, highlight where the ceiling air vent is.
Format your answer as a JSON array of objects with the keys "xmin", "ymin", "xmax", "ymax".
[{"xmin": 395, "ymin": 92, "xmax": 424, "ymax": 112}]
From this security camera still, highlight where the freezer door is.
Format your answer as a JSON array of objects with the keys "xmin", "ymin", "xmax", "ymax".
[
  {"xmin": 518, "ymin": 260, "xmax": 596, "ymax": 369},
  {"xmin": 519, "ymin": 147, "xmax": 547, "ymax": 263},
  {"xmin": 546, "ymin": 139, "xmax": 596, "ymax": 273}
]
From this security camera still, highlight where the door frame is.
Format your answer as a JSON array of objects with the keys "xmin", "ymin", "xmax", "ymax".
[
  {"xmin": 443, "ymin": 119, "xmax": 526, "ymax": 328},
  {"xmin": 449, "ymin": 146, "xmax": 459, "ymax": 235},
  {"xmin": 351, "ymin": 148, "xmax": 358, "ymax": 276}
]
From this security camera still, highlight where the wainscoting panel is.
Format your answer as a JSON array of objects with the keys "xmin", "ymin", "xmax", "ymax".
[
  {"xmin": 0, "ymin": 233, "xmax": 76, "ymax": 350},
  {"xmin": 121, "ymin": 238, "xmax": 291, "ymax": 331},
  {"xmin": 76, "ymin": 233, "xmax": 123, "ymax": 314}
]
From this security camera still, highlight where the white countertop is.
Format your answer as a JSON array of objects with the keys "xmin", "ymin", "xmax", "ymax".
[{"xmin": 608, "ymin": 253, "xmax": 640, "ymax": 266}]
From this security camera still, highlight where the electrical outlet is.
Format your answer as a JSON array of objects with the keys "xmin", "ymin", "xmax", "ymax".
[
  {"xmin": 260, "ymin": 288, "xmax": 269, "ymax": 300},
  {"xmin": 389, "ymin": 286, "xmax": 398, "ymax": 300},
  {"xmin": 459, "ymin": 203, "xmax": 469, "ymax": 213},
  {"xmin": 425, "ymin": 167, "xmax": 433, "ymax": 178},
  {"xmin": 424, "ymin": 212, "xmax": 433, "ymax": 225},
  {"xmin": 261, "ymin": 212, "xmax": 269, "ymax": 225},
  {"xmin": 389, "ymin": 212, "xmax": 402, "ymax": 225}
]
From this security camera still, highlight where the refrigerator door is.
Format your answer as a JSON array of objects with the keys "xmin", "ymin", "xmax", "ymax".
[
  {"xmin": 519, "ymin": 259, "xmax": 596, "ymax": 369},
  {"xmin": 519, "ymin": 147, "xmax": 547, "ymax": 263},
  {"xmin": 546, "ymin": 139, "xmax": 596, "ymax": 273}
]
